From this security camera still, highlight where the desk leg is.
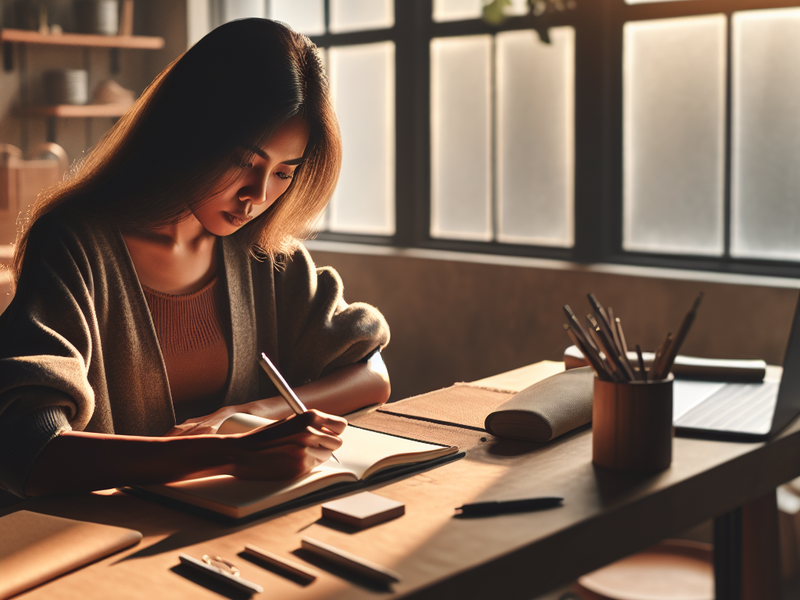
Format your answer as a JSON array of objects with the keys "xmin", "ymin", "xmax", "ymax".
[
  {"xmin": 742, "ymin": 490, "xmax": 781, "ymax": 600},
  {"xmin": 714, "ymin": 508, "xmax": 743, "ymax": 600},
  {"xmin": 714, "ymin": 490, "xmax": 781, "ymax": 600}
]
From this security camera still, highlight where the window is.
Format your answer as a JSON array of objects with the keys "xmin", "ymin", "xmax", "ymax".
[
  {"xmin": 618, "ymin": 2, "xmax": 800, "ymax": 275},
  {"xmin": 208, "ymin": 0, "xmax": 800, "ymax": 278}
]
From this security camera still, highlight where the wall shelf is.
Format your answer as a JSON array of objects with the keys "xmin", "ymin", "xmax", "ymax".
[
  {"xmin": 20, "ymin": 104, "xmax": 131, "ymax": 118},
  {"xmin": 0, "ymin": 28, "xmax": 164, "ymax": 50},
  {"xmin": 3, "ymin": 24, "xmax": 164, "ymax": 145}
]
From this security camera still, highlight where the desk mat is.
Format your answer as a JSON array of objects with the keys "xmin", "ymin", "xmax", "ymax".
[
  {"xmin": 351, "ymin": 410, "xmax": 490, "ymax": 452},
  {"xmin": 374, "ymin": 384, "xmax": 515, "ymax": 432}
]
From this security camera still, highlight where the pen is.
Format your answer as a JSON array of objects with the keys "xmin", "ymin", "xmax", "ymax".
[
  {"xmin": 301, "ymin": 537, "xmax": 400, "ymax": 584},
  {"xmin": 455, "ymin": 496, "xmax": 564, "ymax": 516},
  {"xmin": 259, "ymin": 352, "xmax": 340, "ymax": 463},
  {"xmin": 178, "ymin": 553, "xmax": 264, "ymax": 594},
  {"xmin": 259, "ymin": 352, "xmax": 307, "ymax": 413},
  {"xmin": 243, "ymin": 544, "xmax": 317, "ymax": 582}
]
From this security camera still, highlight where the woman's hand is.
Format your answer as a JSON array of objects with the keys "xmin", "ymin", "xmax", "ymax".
[
  {"xmin": 224, "ymin": 409, "xmax": 347, "ymax": 481},
  {"xmin": 163, "ymin": 405, "xmax": 239, "ymax": 436}
]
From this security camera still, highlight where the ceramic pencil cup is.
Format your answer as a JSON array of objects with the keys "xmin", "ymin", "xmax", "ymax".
[{"xmin": 592, "ymin": 375, "xmax": 674, "ymax": 473}]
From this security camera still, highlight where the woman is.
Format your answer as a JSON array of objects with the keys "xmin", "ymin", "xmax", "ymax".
[{"xmin": 0, "ymin": 19, "xmax": 390, "ymax": 498}]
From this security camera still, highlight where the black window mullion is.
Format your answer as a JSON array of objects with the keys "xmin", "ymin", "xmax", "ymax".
[
  {"xmin": 394, "ymin": 0, "xmax": 432, "ymax": 247},
  {"xmin": 574, "ymin": 0, "xmax": 616, "ymax": 263},
  {"xmin": 723, "ymin": 11, "xmax": 733, "ymax": 259}
]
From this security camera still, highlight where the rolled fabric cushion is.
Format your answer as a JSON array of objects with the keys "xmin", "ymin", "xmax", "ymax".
[{"xmin": 484, "ymin": 366, "xmax": 594, "ymax": 442}]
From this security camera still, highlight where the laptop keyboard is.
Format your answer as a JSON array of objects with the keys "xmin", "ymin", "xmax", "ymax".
[{"xmin": 674, "ymin": 381, "xmax": 780, "ymax": 434}]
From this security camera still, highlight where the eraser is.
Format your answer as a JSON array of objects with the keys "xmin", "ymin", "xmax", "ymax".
[{"xmin": 321, "ymin": 492, "xmax": 405, "ymax": 529}]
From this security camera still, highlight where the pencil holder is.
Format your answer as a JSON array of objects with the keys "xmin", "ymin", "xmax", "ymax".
[{"xmin": 592, "ymin": 375, "xmax": 674, "ymax": 473}]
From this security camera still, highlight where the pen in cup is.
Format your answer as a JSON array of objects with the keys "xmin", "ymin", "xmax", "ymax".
[{"xmin": 258, "ymin": 352, "xmax": 340, "ymax": 463}]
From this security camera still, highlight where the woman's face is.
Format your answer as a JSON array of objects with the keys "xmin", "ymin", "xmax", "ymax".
[{"xmin": 192, "ymin": 115, "xmax": 310, "ymax": 236}]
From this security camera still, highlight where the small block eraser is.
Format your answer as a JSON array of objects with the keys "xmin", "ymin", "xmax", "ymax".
[{"xmin": 321, "ymin": 492, "xmax": 405, "ymax": 529}]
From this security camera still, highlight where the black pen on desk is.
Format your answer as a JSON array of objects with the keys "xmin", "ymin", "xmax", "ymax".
[
  {"xmin": 455, "ymin": 496, "xmax": 564, "ymax": 517},
  {"xmin": 258, "ymin": 352, "xmax": 340, "ymax": 463}
]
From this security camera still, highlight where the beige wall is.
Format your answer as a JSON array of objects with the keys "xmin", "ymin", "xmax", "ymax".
[{"xmin": 308, "ymin": 244, "xmax": 800, "ymax": 402}]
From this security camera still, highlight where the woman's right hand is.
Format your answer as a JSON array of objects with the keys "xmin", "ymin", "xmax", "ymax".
[{"xmin": 221, "ymin": 409, "xmax": 347, "ymax": 481}]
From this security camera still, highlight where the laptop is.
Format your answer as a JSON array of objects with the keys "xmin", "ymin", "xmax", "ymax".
[{"xmin": 673, "ymin": 296, "xmax": 800, "ymax": 442}]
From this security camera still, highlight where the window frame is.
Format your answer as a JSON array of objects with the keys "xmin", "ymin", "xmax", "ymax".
[{"xmin": 272, "ymin": 0, "xmax": 800, "ymax": 279}]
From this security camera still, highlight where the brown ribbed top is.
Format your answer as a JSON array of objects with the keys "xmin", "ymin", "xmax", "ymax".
[{"xmin": 142, "ymin": 277, "xmax": 229, "ymax": 422}]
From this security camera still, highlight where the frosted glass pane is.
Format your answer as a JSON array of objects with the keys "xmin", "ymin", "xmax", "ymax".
[
  {"xmin": 221, "ymin": 0, "xmax": 265, "ymax": 22},
  {"xmin": 496, "ymin": 27, "xmax": 574, "ymax": 247},
  {"xmin": 430, "ymin": 36, "xmax": 492, "ymax": 241},
  {"xmin": 433, "ymin": 0, "xmax": 526, "ymax": 21},
  {"xmin": 270, "ymin": 0, "xmax": 324, "ymax": 36},
  {"xmin": 330, "ymin": 0, "xmax": 393, "ymax": 33},
  {"xmin": 623, "ymin": 15, "xmax": 726, "ymax": 256},
  {"xmin": 328, "ymin": 43, "xmax": 395, "ymax": 235},
  {"xmin": 433, "ymin": 0, "xmax": 481, "ymax": 21},
  {"xmin": 731, "ymin": 8, "xmax": 800, "ymax": 261}
]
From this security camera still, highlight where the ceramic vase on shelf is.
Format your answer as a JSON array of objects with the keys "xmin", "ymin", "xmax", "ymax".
[{"xmin": 73, "ymin": 0, "xmax": 119, "ymax": 35}]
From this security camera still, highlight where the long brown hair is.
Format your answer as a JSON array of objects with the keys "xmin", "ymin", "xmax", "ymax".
[{"xmin": 12, "ymin": 18, "xmax": 342, "ymax": 283}]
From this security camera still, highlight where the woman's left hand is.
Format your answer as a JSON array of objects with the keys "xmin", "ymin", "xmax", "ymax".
[{"xmin": 164, "ymin": 405, "xmax": 239, "ymax": 436}]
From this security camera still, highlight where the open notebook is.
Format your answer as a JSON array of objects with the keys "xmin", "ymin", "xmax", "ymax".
[{"xmin": 132, "ymin": 415, "xmax": 460, "ymax": 520}]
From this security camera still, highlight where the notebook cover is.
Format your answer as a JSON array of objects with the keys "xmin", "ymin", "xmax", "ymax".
[{"xmin": 0, "ymin": 510, "xmax": 142, "ymax": 599}]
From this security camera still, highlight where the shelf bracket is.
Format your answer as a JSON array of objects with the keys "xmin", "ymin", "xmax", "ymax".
[
  {"xmin": 110, "ymin": 47, "xmax": 120, "ymax": 74},
  {"xmin": 46, "ymin": 117, "xmax": 56, "ymax": 143},
  {"xmin": 3, "ymin": 41, "xmax": 13, "ymax": 72}
]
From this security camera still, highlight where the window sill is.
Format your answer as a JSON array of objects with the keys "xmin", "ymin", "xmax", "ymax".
[{"xmin": 304, "ymin": 240, "xmax": 800, "ymax": 290}]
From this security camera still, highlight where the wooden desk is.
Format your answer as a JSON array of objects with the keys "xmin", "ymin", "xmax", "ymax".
[{"xmin": 3, "ymin": 361, "xmax": 797, "ymax": 600}]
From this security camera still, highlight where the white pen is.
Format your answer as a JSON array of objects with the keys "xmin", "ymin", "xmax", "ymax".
[
  {"xmin": 259, "ymin": 352, "xmax": 307, "ymax": 413},
  {"xmin": 301, "ymin": 537, "xmax": 400, "ymax": 585},
  {"xmin": 258, "ymin": 352, "xmax": 340, "ymax": 463}
]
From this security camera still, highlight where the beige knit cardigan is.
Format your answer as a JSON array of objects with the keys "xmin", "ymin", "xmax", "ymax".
[{"xmin": 0, "ymin": 208, "xmax": 390, "ymax": 496}]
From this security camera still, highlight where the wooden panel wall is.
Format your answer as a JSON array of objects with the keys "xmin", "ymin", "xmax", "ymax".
[{"xmin": 309, "ymin": 247, "xmax": 800, "ymax": 402}]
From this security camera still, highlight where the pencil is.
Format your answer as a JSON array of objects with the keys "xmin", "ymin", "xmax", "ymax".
[
  {"xmin": 653, "ymin": 292, "xmax": 704, "ymax": 380},
  {"xmin": 649, "ymin": 333, "xmax": 673, "ymax": 381},
  {"xmin": 563, "ymin": 304, "xmax": 598, "ymax": 352},
  {"xmin": 607, "ymin": 307, "xmax": 622, "ymax": 351},
  {"xmin": 595, "ymin": 324, "xmax": 635, "ymax": 381},
  {"xmin": 635, "ymin": 344, "xmax": 647, "ymax": 381},
  {"xmin": 613, "ymin": 315, "xmax": 638, "ymax": 380},
  {"xmin": 587, "ymin": 293, "xmax": 618, "ymax": 354},
  {"xmin": 243, "ymin": 544, "xmax": 317, "ymax": 582},
  {"xmin": 564, "ymin": 323, "xmax": 613, "ymax": 381},
  {"xmin": 588, "ymin": 324, "xmax": 626, "ymax": 382}
]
